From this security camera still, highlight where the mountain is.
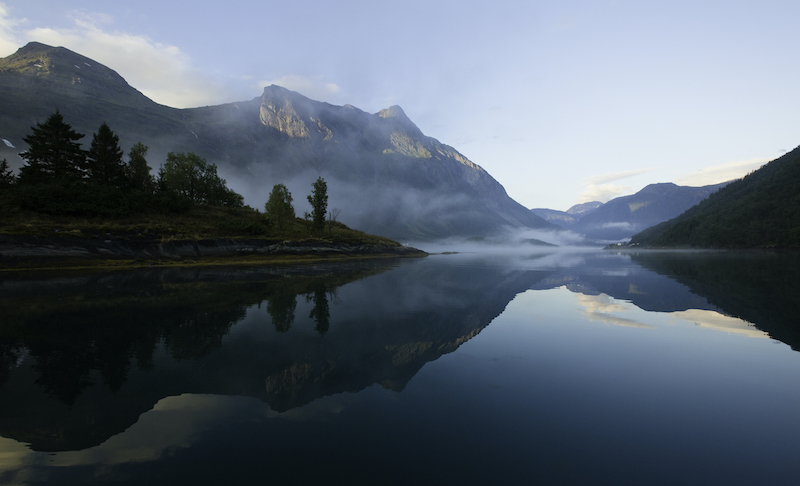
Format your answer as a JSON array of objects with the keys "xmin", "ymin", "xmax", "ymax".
[
  {"xmin": 531, "ymin": 201, "xmax": 603, "ymax": 226},
  {"xmin": 630, "ymin": 145, "xmax": 800, "ymax": 248},
  {"xmin": 534, "ymin": 182, "xmax": 727, "ymax": 242},
  {"xmin": 572, "ymin": 182, "xmax": 729, "ymax": 242},
  {"xmin": 567, "ymin": 201, "xmax": 603, "ymax": 218},
  {"xmin": 0, "ymin": 42, "xmax": 556, "ymax": 241}
]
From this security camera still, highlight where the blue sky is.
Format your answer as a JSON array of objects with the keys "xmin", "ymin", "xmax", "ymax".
[{"xmin": 1, "ymin": 0, "xmax": 797, "ymax": 210}]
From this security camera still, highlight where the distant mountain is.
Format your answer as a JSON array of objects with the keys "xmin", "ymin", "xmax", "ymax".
[
  {"xmin": 530, "ymin": 208, "xmax": 578, "ymax": 225},
  {"xmin": 630, "ymin": 146, "xmax": 800, "ymax": 248},
  {"xmin": 531, "ymin": 201, "xmax": 603, "ymax": 226},
  {"xmin": 571, "ymin": 182, "xmax": 728, "ymax": 242},
  {"xmin": 0, "ymin": 42, "xmax": 555, "ymax": 241},
  {"xmin": 566, "ymin": 201, "xmax": 603, "ymax": 218},
  {"xmin": 532, "ymin": 183, "xmax": 727, "ymax": 243}
]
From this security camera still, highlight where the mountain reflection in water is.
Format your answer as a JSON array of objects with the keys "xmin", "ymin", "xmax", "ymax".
[
  {"xmin": 1, "ymin": 250, "xmax": 799, "ymax": 485},
  {"xmin": 0, "ymin": 258, "xmax": 550, "ymax": 452}
]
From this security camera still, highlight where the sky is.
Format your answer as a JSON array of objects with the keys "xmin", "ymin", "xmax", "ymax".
[{"xmin": 1, "ymin": 0, "xmax": 798, "ymax": 210}]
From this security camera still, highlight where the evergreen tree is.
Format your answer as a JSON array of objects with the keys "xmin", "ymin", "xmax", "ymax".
[
  {"xmin": 18, "ymin": 110, "xmax": 86, "ymax": 184},
  {"xmin": 86, "ymin": 122, "xmax": 125, "ymax": 186},
  {"xmin": 125, "ymin": 142, "xmax": 154, "ymax": 193},
  {"xmin": 0, "ymin": 158, "xmax": 14, "ymax": 187},
  {"xmin": 265, "ymin": 183, "xmax": 294, "ymax": 231},
  {"xmin": 307, "ymin": 176, "xmax": 328, "ymax": 232}
]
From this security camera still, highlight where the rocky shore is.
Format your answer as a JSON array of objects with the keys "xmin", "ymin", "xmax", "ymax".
[{"xmin": 0, "ymin": 233, "xmax": 426, "ymax": 269}]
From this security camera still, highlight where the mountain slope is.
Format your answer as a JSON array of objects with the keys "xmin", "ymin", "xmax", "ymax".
[
  {"xmin": 569, "ymin": 182, "xmax": 728, "ymax": 242},
  {"xmin": 0, "ymin": 42, "xmax": 183, "ymax": 152},
  {"xmin": 630, "ymin": 146, "xmax": 800, "ymax": 248},
  {"xmin": 531, "ymin": 201, "xmax": 603, "ymax": 226},
  {"xmin": 0, "ymin": 42, "xmax": 555, "ymax": 241}
]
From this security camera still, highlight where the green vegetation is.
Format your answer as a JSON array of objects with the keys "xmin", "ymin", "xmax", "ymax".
[
  {"xmin": 264, "ymin": 183, "xmax": 294, "ymax": 231},
  {"xmin": 630, "ymin": 145, "xmax": 800, "ymax": 248},
  {"xmin": 158, "ymin": 151, "xmax": 243, "ymax": 207},
  {"xmin": 0, "ymin": 111, "xmax": 411, "ymax": 269}
]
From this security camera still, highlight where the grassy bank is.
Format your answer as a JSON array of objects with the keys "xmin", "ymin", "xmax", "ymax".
[
  {"xmin": 1, "ymin": 202, "xmax": 398, "ymax": 245},
  {"xmin": 0, "ymin": 201, "xmax": 422, "ymax": 272}
]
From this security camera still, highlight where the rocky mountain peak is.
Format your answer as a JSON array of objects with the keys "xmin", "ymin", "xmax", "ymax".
[
  {"xmin": 378, "ymin": 105, "xmax": 407, "ymax": 120},
  {"xmin": 377, "ymin": 104, "xmax": 422, "ymax": 138},
  {"xmin": 259, "ymin": 85, "xmax": 312, "ymax": 138}
]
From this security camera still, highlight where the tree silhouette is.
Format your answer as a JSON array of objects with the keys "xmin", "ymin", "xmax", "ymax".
[
  {"xmin": 267, "ymin": 292, "xmax": 297, "ymax": 332},
  {"xmin": 157, "ymin": 152, "xmax": 244, "ymax": 207},
  {"xmin": 307, "ymin": 177, "xmax": 328, "ymax": 233},
  {"xmin": 18, "ymin": 110, "xmax": 86, "ymax": 184},
  {"xmin": 86, "ymin": 122, "xmax": 126, "ymax": 186},
  {"xmin": 125, "ymin": 142, "xmax": 154, "ymax": 193},
  {"xmin": 265, "ymin": 183, "xmax": 295, "ymax": 231},
  {"xmin": 308, "ymin": 285, "xmax": 331, "ymax": 336}
]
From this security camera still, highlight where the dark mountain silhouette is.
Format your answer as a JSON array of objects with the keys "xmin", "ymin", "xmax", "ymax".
[
  {"xmin": 0, "ymin": 42, "xmax": 555, "ymax": 241},
  {"xmin": 630, "ymin": 145, "xmax": 800, "ymax": 248}
]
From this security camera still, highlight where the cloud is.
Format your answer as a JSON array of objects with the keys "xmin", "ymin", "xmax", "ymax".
[
  {"xmin": 0, "ymin": 7, "xmax": 228, "ymax": 108},
  {"xmin": 582, "ymin": 168, "xmax": 655, "ymax": 186},
  {"xmin": 577, "ymin": 182, "xmax": 631, "ymax": 203},
  {"xmin": 259, "ymin": 75, "xmax": 342, "ymax": 103},
  {"xmin": 672, "ymin": 157, "xmax": 771, "ymax": 187},
  {"xmin": 670, "ymin": 309, "xmax": 768, "ymax": 339},
  {"xmin": 576, "ymin": 293, "xmax": 655, "ymax": 329},
  {"xmin": 576, "ymin": 168, "xmax": 655, "ymax": 203},
  {"xmin": 0, "ymin": 3, "xmax": 23, "ymax": 55}
]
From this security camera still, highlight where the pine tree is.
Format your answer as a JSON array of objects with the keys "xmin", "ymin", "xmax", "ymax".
[
  {"xmin": 86, "ymin": 122, "xmax": 125, "ymax": 186},
  {"xmin": 18, "ymin": 110, "xmax": 86, "ymax": 184},
  {"xmin": 307, "ymin": 177, "xmax": 328, "ymax": 232},
  {"xmin": 0, "ymin": 158, "xmax": 14, "ymax": 187}
]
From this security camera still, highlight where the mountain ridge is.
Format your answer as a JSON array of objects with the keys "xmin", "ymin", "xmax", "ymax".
[
  {"xmin": 630, "ymin": 145, "xmax": 800, "ymax": 248},
  {"xmin": 0, "ymin": 42, "xmax": 556, "ymax": 241},
  {"xmin": 533, "ymin": 182, "xmax": 729, "ymax": 243}
]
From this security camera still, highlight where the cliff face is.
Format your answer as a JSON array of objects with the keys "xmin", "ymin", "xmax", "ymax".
[
  {"xmin": 0, "ymin": 43, "xmax": 554, "ymax": 241},
  {"xmin": 244, "ymin": 85, "xmax": 554, "ymax": 239}
]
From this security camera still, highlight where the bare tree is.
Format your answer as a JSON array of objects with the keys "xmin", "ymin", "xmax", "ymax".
[{"xmin": 327, "ymin": 207, "xmax": 342, "ymax": 235}]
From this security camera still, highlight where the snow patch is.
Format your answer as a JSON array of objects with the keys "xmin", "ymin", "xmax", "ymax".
[
  {"xmin": 74, "ymin": 64, "xmax": 81, "ymax": 69},
  {"xmin": 84, "ymin": 63, "xmax": 91, "ymax": 67},
  {"xmin": 2, "ymin": 139, "xmax": 14, "ymax": 148},
  {"xmin": 185, "ymin": 125, "xmax": 198, "ymax": 139}
]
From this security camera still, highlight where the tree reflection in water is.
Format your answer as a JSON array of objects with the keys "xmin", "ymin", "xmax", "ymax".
[{"xmin": 0, "ymin": 263, "xmax": 383, "ymax": 406}]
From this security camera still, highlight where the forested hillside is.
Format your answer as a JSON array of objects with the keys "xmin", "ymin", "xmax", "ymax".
[{"xmin": 630, "ymin": 145, "xmax": 800, "ymax": 248}]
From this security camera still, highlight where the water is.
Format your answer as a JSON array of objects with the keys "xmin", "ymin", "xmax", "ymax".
[{"xmin": 1, "ymin": 250, "xmax": 799, "ymax": 485}]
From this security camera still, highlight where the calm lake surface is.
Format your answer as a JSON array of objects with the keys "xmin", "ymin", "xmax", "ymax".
[{"xmin": 1, "ymin": 249, "xmax": 800, "ymax": 485}]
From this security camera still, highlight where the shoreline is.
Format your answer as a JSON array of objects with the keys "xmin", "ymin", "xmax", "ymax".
[{"xmin": 0, "ymin": 233, "xmax": 427, "ymax": 272}]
